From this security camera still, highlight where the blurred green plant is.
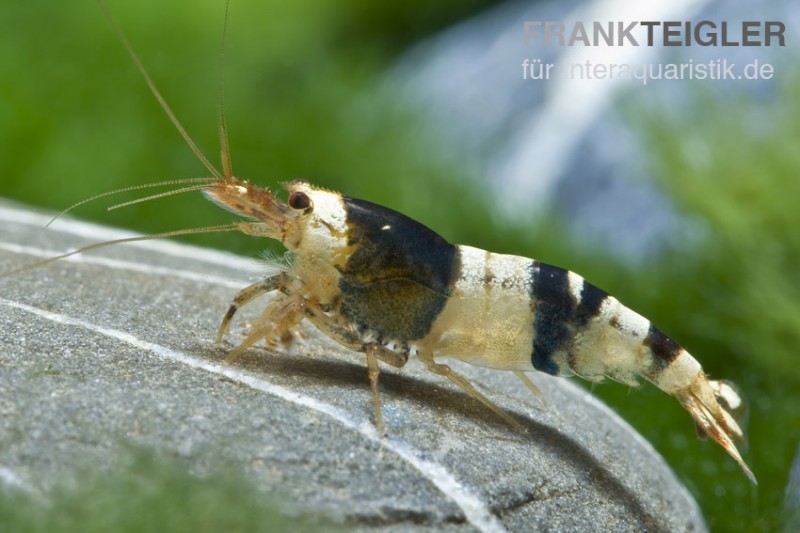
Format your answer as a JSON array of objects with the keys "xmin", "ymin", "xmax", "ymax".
[
  {"xmin": 0, "ymin": 447, "xmax": 339, "ymax": 533},
  {"xmin": 0, "ymin": 0, "xmax": 499, "ymax": 257}
]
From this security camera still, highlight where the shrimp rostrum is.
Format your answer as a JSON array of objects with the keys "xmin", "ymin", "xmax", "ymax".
[{"xmin": 202, "ymin": 175, "xmax": 754, "ymax": 484}]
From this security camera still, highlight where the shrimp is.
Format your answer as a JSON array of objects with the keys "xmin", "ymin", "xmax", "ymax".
[{"xmin": 200, "ymin": 177, "xmax": 755, "ymax": 484}]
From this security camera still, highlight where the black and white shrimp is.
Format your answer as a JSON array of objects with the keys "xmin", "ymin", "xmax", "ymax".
[
  {"xmin": 4, "ymin": 4, "xmax": 755, "ymax": 485},
  {"xmin": 200, "ymin": 176, "xmax": 755, "ymax": 485}
]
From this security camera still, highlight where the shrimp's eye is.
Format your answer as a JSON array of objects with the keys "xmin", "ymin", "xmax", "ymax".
[{"xmin": 288, "ymin": 191, "xmax": 312, "ymax": 210}]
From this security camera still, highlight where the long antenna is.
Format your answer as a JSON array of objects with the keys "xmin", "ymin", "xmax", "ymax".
[
  {"xmin": 45, "ymin": 177, "xmax": 216, "ymax": 227},
  {"xmin": 96, "ymin": 0, "xmax": 223, "ymax": 181},
  {"xmin": 218, "ymin": 0, "xmax": 234, "ymax": 180},
  {"xmin": 106, "ymin": 182, "xmax": 217, "ymax": 212},
  {"xmin": 0, "ymin": 223, "xmax": 242, "ymax": 280}
]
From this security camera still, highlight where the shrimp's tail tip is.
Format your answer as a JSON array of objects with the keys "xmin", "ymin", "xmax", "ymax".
[{"xmin": 677, "ymin": 375, "xmax": 757, "ymax": 484}]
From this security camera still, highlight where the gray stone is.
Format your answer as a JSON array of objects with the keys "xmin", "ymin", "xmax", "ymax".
[{"xmin": 0, "ymin": 200, "xmax": 706, "ymax": 532}]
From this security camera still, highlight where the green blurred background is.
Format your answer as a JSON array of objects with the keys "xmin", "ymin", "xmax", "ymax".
[{"xmin": 1, "ymin": 1, "xmax": 798, "ymax": 531}]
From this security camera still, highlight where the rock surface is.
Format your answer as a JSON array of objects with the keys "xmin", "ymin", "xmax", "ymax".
[{"xmin": 0, "ymin": 200, "xmax": 706, "ymax": 532}]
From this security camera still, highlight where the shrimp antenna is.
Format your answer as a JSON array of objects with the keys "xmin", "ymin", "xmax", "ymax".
[
  {"xmin": 0, "ymin": 223, "xmax": 242, "ymax": 281},
  {"xmin": 218, "ymin": 0, "xmax": 234, "ymax": 181},
  {"xmin": 106, "ymin": 182, "xmax": 219, "ymax": 212},
  {"xmin": 45, "ymin": 178, "xmax": 217, "ymax": 227},
  {"xmin": 96, "ymin": 0, "xmax": 223, "ymax": 181}
]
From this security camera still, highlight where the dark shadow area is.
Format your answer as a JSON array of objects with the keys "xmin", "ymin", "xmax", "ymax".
[{"xmin": 188, "ymin": 340, "xmax": 672, "ymax": 531}]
